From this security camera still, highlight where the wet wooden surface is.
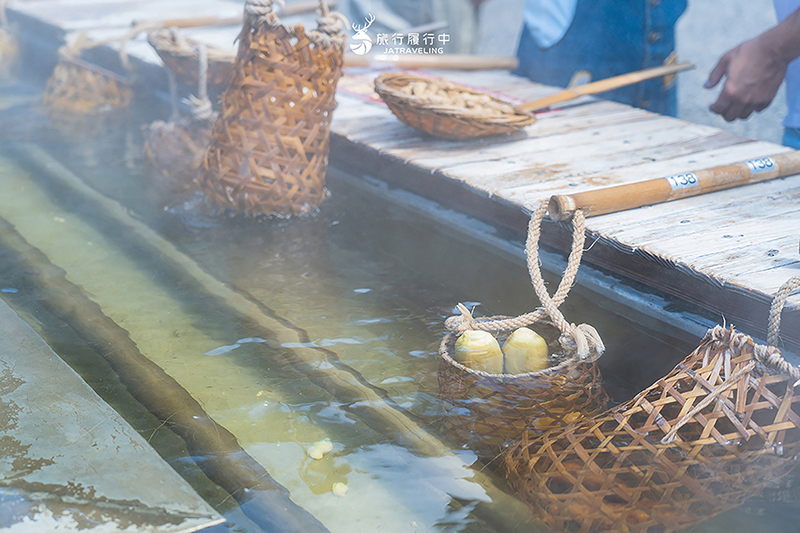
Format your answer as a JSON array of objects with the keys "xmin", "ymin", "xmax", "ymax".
[{"xmin": 6, "ymin": 0, "xmax": 800, "ymax": 349}]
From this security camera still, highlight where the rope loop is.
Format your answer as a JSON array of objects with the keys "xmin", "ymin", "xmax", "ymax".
[
  {"xmin": 183, "ymin": 43, "xmax": 217, "ymax": 124},
  {"xmin": 245, "ymin": 0, "xmax": 283, "ymax": 25},
  {"xmin": 446, "ymin": 201, "xmax": 604, "ymax": 361},
  {"xmin": 768, "ymin": 275, "xmax": 800, "ymax": 348},
  {"xmin": 58, "ymin": 20, "xmax": 159, "ymax": 74}
]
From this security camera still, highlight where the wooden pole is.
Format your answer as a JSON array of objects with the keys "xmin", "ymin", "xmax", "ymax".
[
  {"xmin": 343, "ymin": 53, "xmax": 518, "ymax": 71},
  {"xmin": 548, "ymin": 150, "xmax": 800, "ymax": 221},
  {"xmin": 516, "ymin": 62, "xmax": 694, "ymax": 112},
  {"xmin": 131, "ymin": 1, "xmax": 337, "ymax": 28}
]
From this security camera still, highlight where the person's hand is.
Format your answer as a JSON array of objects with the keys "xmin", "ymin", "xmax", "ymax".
[{"xmin": 704, "ymin": 36, "xmax": 789, "ymax": 122}]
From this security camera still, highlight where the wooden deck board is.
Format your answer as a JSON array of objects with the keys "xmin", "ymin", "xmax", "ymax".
[{"xmin": 499, "ymin": 141, "xmax": 791, "ymax": 202}]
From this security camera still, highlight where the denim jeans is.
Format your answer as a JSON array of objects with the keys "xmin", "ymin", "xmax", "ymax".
[{"xmin": 514, "ymin": 0, "xmax": 687, "ymax": 117}]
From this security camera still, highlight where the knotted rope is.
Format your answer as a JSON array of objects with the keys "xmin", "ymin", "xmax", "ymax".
[
  {"xmin": 244, "ymin": 0, "xmax": 284, "ymax": 25},
  {"xmin": 243, "ymin": 0, "xmax": 346, "ymax": 48},
  {"xmin": 445, "ymin": 201, "xmax": 604, "ymax": 361},
  {"xmin": 183, "ymin": 43, "xmax": 216, "ymax": 123},
  {"xmin": 768, "ymin": 275, "xmax": 800, "ymax": 348}
]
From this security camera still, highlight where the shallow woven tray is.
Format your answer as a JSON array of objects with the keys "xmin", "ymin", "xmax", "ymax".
[
  {"xmin": 438, "ymin": 318, "xmax": 608, "ymax": 461},
  {"xmin": 374, "ymin": 72, "xmax": 537, "ymax": 140}
]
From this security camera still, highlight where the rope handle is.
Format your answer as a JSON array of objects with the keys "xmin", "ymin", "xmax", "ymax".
[
  {"xmin": 244, "ymin": 0, "xmax": 347, "ymax": 43},
  {"xmin": 768, "ymin": 276, "xmax": 800, "ymax": 348},
  {"xmin": 446, "ymin": 202, "xmax": 604, "ymax": 361},
  {"xmin": 757, "ymin": 275, "xmax": 800, "ymax": 382},
  {"xmin": 182, "ymin": 42, "xmax": 217, "ymax": 123},
  {"xmin": 58, "ymin": 20, "xmax": 165, "ymax": 72}
]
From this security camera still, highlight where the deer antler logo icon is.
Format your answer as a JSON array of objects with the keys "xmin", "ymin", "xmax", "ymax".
[{"xmin": 349, "ymin": 13, "xmax": 375, "ymax": 56}]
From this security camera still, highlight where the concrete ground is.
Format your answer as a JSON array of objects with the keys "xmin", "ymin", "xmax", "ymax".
[{"xmin": 473, "ymin": 0, "xmax": 787, "ymax": 145}]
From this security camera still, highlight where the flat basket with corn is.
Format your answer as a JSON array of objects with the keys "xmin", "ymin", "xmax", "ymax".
[
  {"xmin": 374, "ymin": 62, "xmax": 693, "ymax": 141},
  {"xmin": 375, "ymin": 72, "xmax": 536, "ymax": 141}
]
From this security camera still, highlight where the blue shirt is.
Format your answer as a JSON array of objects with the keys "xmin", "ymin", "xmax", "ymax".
[
  {"xmin": 774, "ymin": 0, "xmax": 800, "ymax": 129},
  {"xmin": 515, "ymin": 0, "xmax": 688, "ymax": 116}
]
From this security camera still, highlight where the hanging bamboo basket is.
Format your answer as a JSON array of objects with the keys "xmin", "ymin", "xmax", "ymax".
[
  {"xmin": 503, "ymin": 276, "xmax": 800, "ymax": 533},
  {"xmin": 438, "ymin": 202, "xmax": 608, "ymax": 460},
  {"xmin": 40, "ymin": 31, "xmax": 134, "ymax": 117},
  {"xmin": 196, "ymin": 0, "xmax": 347, "ymax": 217},
  {"xmin": 147, "ymin": 28, "xmax": 233, "ymax": 94},
  {"xmin": 143, "ymin": 43, "xmax": 216, "ymax": 184}
]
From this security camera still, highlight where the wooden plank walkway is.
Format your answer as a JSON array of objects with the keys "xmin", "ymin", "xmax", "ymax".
[{"xmin": 6, "ymin": 0, "xmax": 800, "ymax": 349}]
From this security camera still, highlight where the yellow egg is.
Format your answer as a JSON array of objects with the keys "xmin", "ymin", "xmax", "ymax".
[
  {"xmin": 307, "ymin": 438, "xmax": 334, "ymax": 460},
  {"xmin": 502, "ymin": 327, "xmax": 549, "ymax": 374},
  {"xmin": 454, "ymin": 330, "xmax": 504, "ymax": 374},
  {"xmin": 331, "ymin": 482, "xmax": 348, "ymax": 497}
]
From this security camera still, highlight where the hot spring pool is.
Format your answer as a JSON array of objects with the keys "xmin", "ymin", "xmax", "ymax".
[{"xmin": 1, "ymin": 77, "xmax": 799, "ymax": 533}]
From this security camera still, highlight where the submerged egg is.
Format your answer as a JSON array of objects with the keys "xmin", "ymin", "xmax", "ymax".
[
  {"xmin": 331, "ymin": 482, "xmax": 348, "ymax": 497},
  {"xmin": 454, "ymin": 330, "xmax": 503, "ymax": 374},
  {"xmin": 307, "ymin": 438, "xmax": 334, "ymax": 460},
  {"xmin": 502, "ymin": 327, "xmax": 549, "ymax": 374}
]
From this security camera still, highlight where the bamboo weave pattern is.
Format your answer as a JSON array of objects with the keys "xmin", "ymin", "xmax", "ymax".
[
  {"xmin": 197, "ymin": 2, "xmax": 346, "ymax": 217},
  {"xmin": 504, "ymin": 325, "xmax": 800, "ymax": 533},
  {"xmin": 374, "ymin": 72, "xmax": 536, "ymax": 140}
]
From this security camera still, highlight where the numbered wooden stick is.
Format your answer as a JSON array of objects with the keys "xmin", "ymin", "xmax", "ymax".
[{"xmin": 548, "ymin": 151, "xmax": 800, "ymax": 221}]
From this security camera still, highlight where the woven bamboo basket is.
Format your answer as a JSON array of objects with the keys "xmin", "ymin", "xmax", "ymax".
[
  {"xmin": 374, "ymin": 72, "xmax": 536, "ymax": 140},
  {"xmin": 439, "ymin": 319, "xmax": 608, "ymax": 461},
  {"xmin": 41, "ymin": 56, "xmax": 133, "ymax": 115},
  {"xmin": 143, "ymin": 116, "xmax": 212, "ymax": 180},
  {"xmin": 197, "ymin": 0, "xmax": 347, "ymax": 217},
  {"xmin": 41, "ymin": 31, "xmax": 134, "ymax": 116},
  {"xmin": 147, "ymin": 28, "xmax": 233, "ymax": 94},
  {"xmin": 143, "ymin": 45, "xmax": 216, "ymax": 184},
  {"xmin": 438, "ymin": 202, "xmax": 608, "ymax": 460},
  {"xmin": 503, "ymin": 276, "xmax": 800, "ymax": 533}
]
